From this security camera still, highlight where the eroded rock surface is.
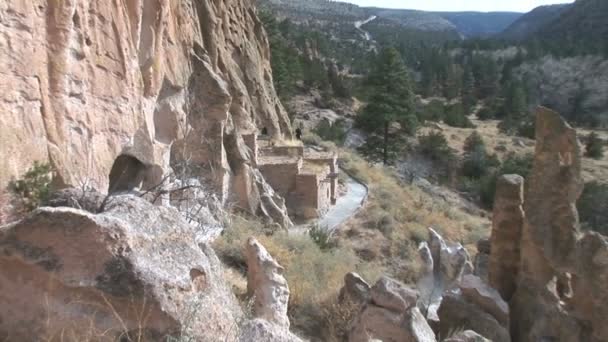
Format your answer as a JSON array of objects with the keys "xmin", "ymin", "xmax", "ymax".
[
  {"xmin": 339, "ymin": 272, "xmax": 371, "ymax": 304},
  {"xmin": 0, "ymin": 195, "xmax": 242, "ymax": 341},
  {"xmin": 417, "ymin": 228, "xmax": 472, "ymax": 321},
  {"xmin": 438, "ymin": 293, "xmax": 509, "ymax": 342},
  {"xmin": 489, "ymin": 107, "xmax": 608, "ymax": 342},
  {"xmin": 239, "ymin": 319, "xmax": 304, "ymax": 342},
  {"xmin": 0, "ymin": 0, "xmax": 293, "ymax": 227},
  {"xmin": 488, "ymin": 174, "xmax": 524, "ymax": 301},
  {"xmin": 443, "ymin": 330, "xmax": 491, "ymax": 342},
  {"xmin": 245, "ymin": 237, "xmax": 291, "ymax": 328},
  {"xmin": 348, "ymin": 276, "xmax": 436, "ymax": 342}
]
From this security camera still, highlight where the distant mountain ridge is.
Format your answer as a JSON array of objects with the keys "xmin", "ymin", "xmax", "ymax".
[
  {"xmin": 258, "ymin": 0, "xmax": 523, "ymax": 38},
  {"xmin": 437, "ymin": 12, "xmax": 522, "ymax": 38},
  {"xmin": 536, "ymin": 0, "xmax": 608, "ymax": 54},
  {"xmin": 500, "ymin": 4, "xmax": 572, "ymax": 40}
]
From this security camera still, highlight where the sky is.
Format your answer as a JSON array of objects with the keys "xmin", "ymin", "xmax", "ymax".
[{"xmin": 342, "ymin": 0, "xmax": 575, "ymax": 13}]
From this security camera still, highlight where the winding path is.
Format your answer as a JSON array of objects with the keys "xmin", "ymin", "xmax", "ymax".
[{"xmin": 319, "ymin": 174, "xmax": 367, "ymax": 235}]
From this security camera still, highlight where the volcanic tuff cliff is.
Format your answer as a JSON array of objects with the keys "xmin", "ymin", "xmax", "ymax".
[{"xmin": 0, "ymin": 0, "xmax": 293, "ymax": 224}]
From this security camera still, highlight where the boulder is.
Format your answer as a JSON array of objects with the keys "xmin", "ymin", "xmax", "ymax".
[
  {"xmin": 349, "ymin": 306, "xmax": 436, "ymax": 342},
  {"xmin": 0, "ymin": 195, "xmax": 242, "ymax": 341},
  {"xmin": 443, "ymin": 330, "xmax": 491, "ymax": 342},
  {"xmin": 370, "ymin": 276, "xmax": 419, "ymax": 313},
  {"xmin": 459, "ymin": 275, "xmax": 509, "ymax": 327},
  {"xmin": 238, "ymin": 319, "xmax": 304, "ymax": 342},
  {"xmin": 245, "ymin": 237, "xmax": 291, "ymax": 328},
  {"xmin": 339, "ymin": 272, "xmax": 371, "ymax": 304},
  {"xmin": 437, "ymin": 293, "xmax": 510, "ymax": 342}
]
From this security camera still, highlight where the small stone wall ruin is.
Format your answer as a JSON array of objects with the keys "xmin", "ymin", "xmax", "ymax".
[{"xmin": 246, "ymin": 134, "xmax": 338, "ymax": 220}]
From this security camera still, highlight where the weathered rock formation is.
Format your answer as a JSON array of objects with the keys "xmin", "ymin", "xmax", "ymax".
[
  {"xmin": 489, "ymin": 174, "xmax": 524, "ymax": 301},
  {"xmin": 443, "ymin": 330, "xmax": 490, "ymax": 342},
  {"xmin": 245, "ymin": 237, "xmax": 291, "ymax": 329},
  {"xmin": 0, "ymin": 195, "xmax": 242, "ymax": 341},
  {"xmin": 239, "ymin": 319, "xmax": 304, "ymax": 342},
  {"xmin": 473, "ymin": 237, "xmax": 490, "ymax": 282},
  {"xmin": 339, "ymin": 272, "xmax": 371, "ymax": 304},
  {"xmin": 348, "ymin": 276, "xmax": 436, "ymax": 342},
  {"xmin": 489, "ymin": 107, "xmax": 608, "ymax": 342},
  {"xmin": 417, "ymin": 228, "xmax": 472, "ymax": 322},
  {"xmin": 437, "ymin": 275, "xmax": 510, "ymax": 342},
  {"xmin": 242, "ymin": 238, "xmax": 304, "ymax": 341},
  {"xmin": 0, "ymin": 0, "xmax": 293, "ymax": 226}
]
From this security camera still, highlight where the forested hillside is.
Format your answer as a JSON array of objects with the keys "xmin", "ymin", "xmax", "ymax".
[{"xmin": 500, "ymin": 4, "xmax": 572, "ymax": 40}]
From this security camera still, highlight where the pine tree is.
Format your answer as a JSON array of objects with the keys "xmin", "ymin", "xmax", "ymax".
[
  {"xmin": 461, "ymin": 65, "xmax": 476, "ymax": 115},
  {"xmin": 585, "ymin": 132, "xmax": 605, "ymax": 160},
  {"xmin": 356, "ymin": 47, "xmax": 415, "ymax": 165}
]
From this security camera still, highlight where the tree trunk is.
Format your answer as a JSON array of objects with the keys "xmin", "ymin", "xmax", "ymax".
[{"xmin": 383, "ymin": 120, "xmax": 389, "ymax": 165}]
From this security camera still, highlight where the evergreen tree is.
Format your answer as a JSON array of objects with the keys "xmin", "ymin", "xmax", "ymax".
[
  {"xmin": 356, "ymin": 47, "xmax": 415, "ymax": 165},
  {"xmin": 461, "ymin": 65, "xmax": 476, "ymax": 115},
  {"xmin": 585, "ymin": 132, "xmax": 605, "ymax": 159}
]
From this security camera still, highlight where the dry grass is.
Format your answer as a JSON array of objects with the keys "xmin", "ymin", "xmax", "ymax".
[
  {"xmin": 213, "ymin": 215, "xmax": 377, "ymax": 340},
  {"xmin": 339, "ymin": 148, "xmax": 491, "ymax": 274}
]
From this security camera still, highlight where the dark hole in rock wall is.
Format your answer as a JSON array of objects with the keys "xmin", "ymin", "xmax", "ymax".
[{"xmin": 108, "ymin": 155, "xmax": 147, "ymax": 194}]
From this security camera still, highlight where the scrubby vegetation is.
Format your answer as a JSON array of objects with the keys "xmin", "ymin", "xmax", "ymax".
[
  {"xmin": 214, "ymin": 215, "xmax": 375, "ymax": 340},
  {"xmin": 314, "ymin": 119, "xmax": 348, "ymax": 146},
  {"xmin": 10, "ymin": 162, "xmax": 53, "ymax": 211},
  {"xmin": 585, "ymin": 132, "xmax": 605, "ymax": 159},
  {"xmin": 578, "ymin": 181, "xmax": 608, "ymax": 235}
]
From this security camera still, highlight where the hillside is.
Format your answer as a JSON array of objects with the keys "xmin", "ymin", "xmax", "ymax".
[
  {"xmin": 500, "ymin": 4, "xmax": 572, "ymax": 40},
  {"xmin": 537, "ymin": 0, "xmax": 608, "ymax": 54},
  {"xmin": 438, "ymin": 11, "xmax": 522, "ymax": 38}
]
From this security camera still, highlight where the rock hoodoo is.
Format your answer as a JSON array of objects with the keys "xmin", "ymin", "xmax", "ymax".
[
  {"xmin": 245, "ymin": 237, "xmax": 291, "ymax": 329},
  {"xmin": 242, "ymin": 237, "xmax": 303, "ymax": 342},
  {"xmin": 0, "ymin": 0, "xmax": 294, "ymax": 227},
  {"xmin": 489, "ymin": 107, "xmax": 608, "ymax": 342},
  {"xmin": 489, "ymin": 174, "xmax": 524, "ymax": 301},
  {"xmin": 417, "ymin": 228, "xmax": 472, "ymax": 322}
]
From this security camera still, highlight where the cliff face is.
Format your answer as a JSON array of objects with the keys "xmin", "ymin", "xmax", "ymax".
[{"xmin": 1, "ymin": 0, "xmax": 293, "ymax": 222}]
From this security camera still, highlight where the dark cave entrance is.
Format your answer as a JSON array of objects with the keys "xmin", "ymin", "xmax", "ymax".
[{"xmin": 108, "ymin": 155, "xmax": 147, "ymax": 194}]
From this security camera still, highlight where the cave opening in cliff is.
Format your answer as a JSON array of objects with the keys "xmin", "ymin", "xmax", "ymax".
[{"xmin": 108, "ymin": 155, "xmax": 147, "ymax": 194}]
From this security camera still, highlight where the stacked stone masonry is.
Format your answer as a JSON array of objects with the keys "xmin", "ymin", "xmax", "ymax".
[{"xmin": 248, "ymin": 135, "xmax": 338, "ymax": 220}]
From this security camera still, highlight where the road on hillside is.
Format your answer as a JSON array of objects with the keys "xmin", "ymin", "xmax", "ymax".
[{"xmin": 354, "ymin": 15, "xmax": 377, "ymax": 41}]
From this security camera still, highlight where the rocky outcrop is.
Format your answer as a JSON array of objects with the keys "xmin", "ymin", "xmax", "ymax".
[
  {"xmin": 339, "ymin": 272, "xmax": 371, "ymax": 304},
  {"xmin": 459, "ymin": 275, "xmax": 509, "ymax": 328},
  {"xmin": 438, "ymin": 293, "xmax": 509, "ymax": 342},
  {"xmin": 0, "ymin": 195, "xmax": 242, "ymax": 341},
  {"xmin": 473, "ymin": 238, "xmax": 490, "ymax": 282},
  {"xmin": 245, "ymin": 237, "xmax": 291, "ymax": 328},
  {"xmin": 348, "ymin": 276, "xmax": 436, "ymax": 342},
  {"xmin": 0, "ymin": 0, "xmax": 293, "ymax": 226},
  {"xmin": 417, "ymin": 228, "xmax": 472, "ymax": 322},
  {"xmin": 443, "ymin": 330, "xmax": 491, "ymax": 342},
  {"xmin": 489, "ymin": 174, "xmax": 524, "ymax": 301},
  {"xmin": 239, "ymin": 319, "xmax": 304, "ymax": 342},
  {"xmin": 437, "ymin": 275, "xmax": 509, "ymax": 342},
  {"xmin": 489, "ymin": 107, "xmax": 608, "ymax": 342}
]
